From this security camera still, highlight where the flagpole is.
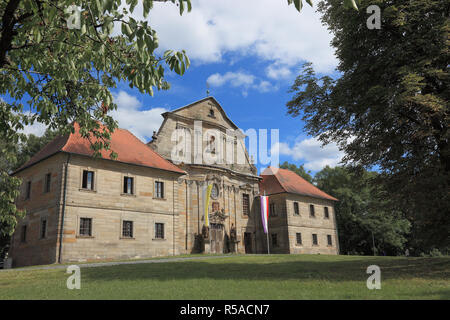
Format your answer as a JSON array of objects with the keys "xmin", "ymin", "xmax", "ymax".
[{"xmin": 264, "ymin": 191, "xmax": 270, "ymax": 255}]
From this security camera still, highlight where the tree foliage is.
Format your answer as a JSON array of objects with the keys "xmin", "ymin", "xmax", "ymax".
[
  {"xmin": 315, "ymin": 166, "xmax": 410, "ymax": 255},
  {"xmin": 13, "ymin": 129, "xmax": 60, "ymax": 171},
  {"xmin": 279, "ymin": 161, "xmax": 313, "ymax": 183},
  {"xmin": 0, "ymin": 0, "xmax": 195, "ymax": 243},
  {"xmin": 287, "ymin": 0, "xmax": 449, "ymax": 252}
]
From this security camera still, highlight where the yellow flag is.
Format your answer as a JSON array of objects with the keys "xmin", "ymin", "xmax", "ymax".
[{"xmin": 204, "ymin": 184, "xmax": 213, "ymax": 227}]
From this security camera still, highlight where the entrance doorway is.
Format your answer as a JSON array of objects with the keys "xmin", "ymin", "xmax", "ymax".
[
  {"xmin": 210, "ymin": 223, "xmax": 224, "ymax": 254},
  {"xmin": 244, "ymin": 232, "xmax": 253, "ymax": 254}
]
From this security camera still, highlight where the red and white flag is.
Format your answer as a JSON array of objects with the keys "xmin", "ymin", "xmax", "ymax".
[{"xmin": 260, "ymin": 195, "xmax": 269, "ymax": 234}]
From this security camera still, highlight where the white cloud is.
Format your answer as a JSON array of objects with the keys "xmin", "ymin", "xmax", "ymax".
[
  {"xmin": 266, "ymin": 64, "xmax": 293, "ymax": 80},
  {"xmin": 207, "ymin": 71, "xmax": 276, "ymax": 96},
  {"xmin": 207, "ymin": 72, "xmax": 255, "ymax": 87},
  {"xmin": 128, "ymin": 0, "xmax": 337, "ymax": 73},
  {"xmin": 256, "ymin": 80, "xmax": 274, "ymax": 92},
  {"xmin": 272, "ymin": 136, "xmax": 344, "ymax": 171},
  {"xmin": 111, "ymin": 91, "xmax": 167, "ymax": 143},
  {"xmin": 20, "ymin": 121, "xmax": 47, "ymax": 137}
]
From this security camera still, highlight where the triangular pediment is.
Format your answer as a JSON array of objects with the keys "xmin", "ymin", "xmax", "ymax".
[{"xmin": 170, "ymin": 97, "xmax": 239, "ymax": 130}]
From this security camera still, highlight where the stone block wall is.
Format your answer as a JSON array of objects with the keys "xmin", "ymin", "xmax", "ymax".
[
  {"xmin": 10, "ymin": 153, "xmax": 67, "ymax": 267},
  {"xmin": 59, "ymin": 154, "xmax": 181, "ymax": 263},
  {"xmin": 285, "ymin": 194, "xmax": 339, "ymax": 255}
]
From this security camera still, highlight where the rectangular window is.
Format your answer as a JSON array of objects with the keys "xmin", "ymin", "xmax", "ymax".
[
  {"xmin": 82, "ymin": 170, "xmax": 95, "ymax": 190},
  {"xmin": 44, "ymin": 173, "xmax": 51, "ymax": 193},
  {"xmin": 79, "ymin": 218, "xmax": 92, "ymax": 236},
  {"xmin": 155, "ymin": 181, "xmax": 164, "ymax": 199},
  {"xmin": 155, "ymin": 223, "xmax": 164, "ymax": 239},
  {"xmin": 269, "ymin": 203, "xmax": 277, "ymax": 217},
  {"xmin": 242, "ymin": 193, "xmax": 250, "ymax": 216},
  {"xmin": 122, "ymin": 220, "xmax": 133, "ymax": 238},
  {"xmin": 296, "ymin": 233, "xmax": 302, "ymax": 245},
  {"xmin": 312, "ymin": 233, "xmax": 318, "ymax": 245},
  {"xmin": 25, "ymin": 181, "xmax": 31, "ymax": 200},
  {"xmin": 324, "ymin": 207, "xmax": 329, "ymax": 219},
  {"xmin": 327, "ymin": 235, "xmax": 332, "ymax": 246},
  {"xmin": 20, "ymin": 225, "xmax": 27, "ymax": 243},
  {"xmin": 294, "ymin": 202, "xmax": 299, "ymax": 215},
  {"xmin": 40, "ymin": 218, "xmax": 47, "ymax": 239},
  {"xmin": 309, "ymin": 204, "xmax": 315, "ymax": 217},
  {"xmin": 271, "ymin": 233, "xmax": 278, "ymax": 247},
  {"xmin": 123, "ymin": 176, "xmax": 134, "ymax": 195}
]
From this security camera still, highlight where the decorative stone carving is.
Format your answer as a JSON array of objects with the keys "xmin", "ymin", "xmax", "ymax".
[{"xmin": 210, "ymin": 208, "xmax": 228, "ymax": 224}]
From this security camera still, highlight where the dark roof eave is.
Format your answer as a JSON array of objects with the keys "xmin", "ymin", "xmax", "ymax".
[{"xmin": 263, "ymin": 190, "xmax": 338, "ymax": 202}]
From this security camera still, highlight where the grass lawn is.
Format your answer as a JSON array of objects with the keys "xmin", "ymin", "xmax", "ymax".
[{"xmin": 0, "ymin": 254, "xmax": 448, "ymax": 300}]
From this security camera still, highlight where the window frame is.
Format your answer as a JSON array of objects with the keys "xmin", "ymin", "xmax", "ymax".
[
  {"xmin": 309, "ymin": 204, "xmax": 315, "ymax": 217},
  {"xmin": 79, "ymin": 217, "xmax": 93, "ymax": 237},
  {"xmin": 327, "ymin": 234, "xmax": 333, "ymax": 246},
  {"xmin": 271, "ymin": 233, "xmax": 278, "ymax": 247},
  {"xmin": 296, "ymin": 232, "xmax": 302, "ymax": 245},
  {"xmin": 25, "ymin": 181, "xmax": 32, "ymax": 200},
  {"xmin": 154, "ymin": 181, "xmax": 165, "ymax": 199},
  {"xmin": 44, "ymin": 173, "xmax": 51, "ymax": 193},
  {"xmin": 20, "ymin": 225, "xmax": 27, "ymax": 243},
  {"xmin": 269, "ymin": 202, "xmax": 277, "ymax": 217},
  {"xmin": 40, "ymin": 217, "xmax": 48, "ymax": 239},
  {"xmin": 81, "ymin": 170, "xmax": 95, "ymax": 191},
  {"xmin": 122, "ymin": 176, "xmax": 135, "ymax": 195},
  {"xmin": 324, "ymin": 207, "xmax": 330, "ymax": 219},
  {"xmin": 312, "ymin": 233, "xmax": 318, "ymax": 246},
  {"xmin": 242, "ymin": 193, "xmax": 250, "ymax": 216},
  {"xmin": 154, "ymin": 223, "xmax": 165, "ymax": 239},
  {"xmin": 293, "ymin": 202, "xmax": 300, "ymax": 215},
  {"xmin": 122, "ymin": 220, "xmax": 134, "ymax": 239}
]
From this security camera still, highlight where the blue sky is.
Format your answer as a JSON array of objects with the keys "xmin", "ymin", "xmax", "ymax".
[{"xmin": 21, "ymin": 0, "xmax": 345, "ymax": 175}]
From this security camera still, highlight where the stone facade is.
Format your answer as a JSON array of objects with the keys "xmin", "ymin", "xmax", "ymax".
[
  {"xmin": 9, "ymin": 97, "xmax": 339, "ymax": 267},
  {"xmin": 9, "ymin": 153, "xmax": 66, "ymax": 267},
  {"xmin": 149, "ymin": 97, "xmax": 262, "ymax": 255}
]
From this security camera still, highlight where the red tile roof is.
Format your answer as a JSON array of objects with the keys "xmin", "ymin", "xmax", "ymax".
[
  {"xmin": 14, "ymin": 123, "xmax": 185, "ymax": 175},
  {"xmin": 260, "ymin": 167, "xmax": 338, "ymax": 201}
]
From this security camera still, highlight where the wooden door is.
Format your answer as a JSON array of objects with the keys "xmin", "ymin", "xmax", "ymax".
[{"xmin": 210, "ymin": 223, "xmax": 224, "ymax": 254}]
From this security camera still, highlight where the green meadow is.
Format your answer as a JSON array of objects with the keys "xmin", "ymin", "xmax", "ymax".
[{"xmin": 0, "ymin": 254, "xmax": 448, "ymax": 300}]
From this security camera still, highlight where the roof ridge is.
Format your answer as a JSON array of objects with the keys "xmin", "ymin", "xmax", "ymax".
[{"xmin": 261, "ymin": 166, "xmax": 338, "ymax": 201}]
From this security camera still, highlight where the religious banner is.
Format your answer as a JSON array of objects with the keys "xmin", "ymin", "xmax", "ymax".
[
  {"xmin": 203, "ymin": 184, "xmax": 213, "ymax": 227},
  {"xmin": 260, "ymin": 195, "xmax": 269, "ymax": 234}
]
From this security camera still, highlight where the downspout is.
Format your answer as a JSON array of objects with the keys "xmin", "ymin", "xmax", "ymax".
[
  {"xmin": 252, "ymin": 190, "xmax": 258, "ymax": 254},
  {"xmin": 185, "ymin": 180, "xmax": 188, "ymax": 251},
  {"xmin": 58, "ymin": 153, "xmax": 70, "ymax": 264},
  {"xmin": 333, "ymin": 202, "xmax": 340, "ymax": 255},
  {"xmin": 197, "ymin": 182, "xmax": 200, "ymax": 234},
  {"xmin": 173, "ymin": 179, "xmax": 175, "ymax": 256}
]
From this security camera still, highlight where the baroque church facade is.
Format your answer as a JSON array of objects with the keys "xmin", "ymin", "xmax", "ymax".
[{"xmin": 9, "ymin": 97, "xmax": 339, "ymax": 267}]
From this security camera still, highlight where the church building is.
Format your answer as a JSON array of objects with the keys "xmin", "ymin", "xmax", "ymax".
[{"xmin": 9, "ymin": 97, "xmax": 339, "ymax": 267}]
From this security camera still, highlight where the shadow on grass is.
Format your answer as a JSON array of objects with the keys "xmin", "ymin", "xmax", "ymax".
[{"xmin": 81, "ymin": 255, "xmax": 450, "ymax": 283}]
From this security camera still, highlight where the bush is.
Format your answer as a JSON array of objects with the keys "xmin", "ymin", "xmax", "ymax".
[{"xmin": 429, "ymin": 248, "xmax": 443, "ymax": 257}]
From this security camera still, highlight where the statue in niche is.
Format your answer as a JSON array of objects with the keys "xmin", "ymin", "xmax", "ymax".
[
  {"xmin": 202, "ymin": 225, "xmax": 209, "ymax": 239},
  {"xmin": 206, "ymin": 135, "xmax": 216, "ymax": 154},
  {"xmin": 230, "ymin": 223, "xmax": 236, "ymax": 241}
]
